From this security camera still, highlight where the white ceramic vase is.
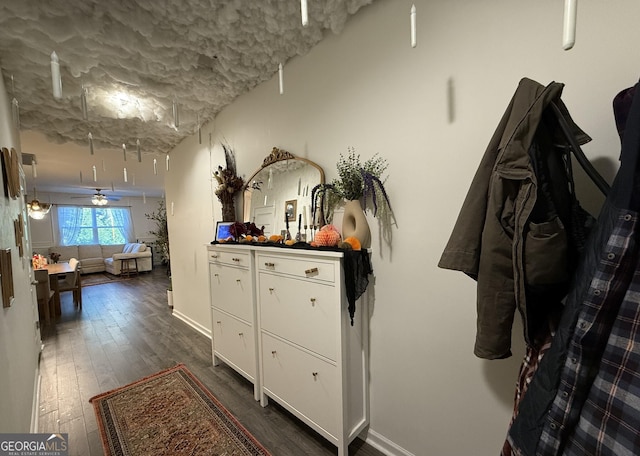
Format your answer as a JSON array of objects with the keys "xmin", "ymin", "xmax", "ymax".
[{"xmin": 341, "ymin": 199, "xmax": 371, "ymax": 248}]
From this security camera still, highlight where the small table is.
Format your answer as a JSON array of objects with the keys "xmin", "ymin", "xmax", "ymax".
[
  {"xmin": 120, "ymin": 257, "xmax": 139, "ymax": 278},
  {"xmin": 43, "ymin": 262, "xmax": 74, "ymax": 316}
]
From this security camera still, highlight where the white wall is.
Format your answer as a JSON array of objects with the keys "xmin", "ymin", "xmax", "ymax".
[
  {"xmin": 166, "ymin": 1, "xmax": 640, "ymax": 454},
  {"xmin": 0, "ymin": 69, "xmax": 41, "ymax": 432}
]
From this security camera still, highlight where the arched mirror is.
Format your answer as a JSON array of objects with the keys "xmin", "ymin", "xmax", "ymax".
[{"xmin": 243, "ymin": 147, "xmax": 324, "ymax": 238}]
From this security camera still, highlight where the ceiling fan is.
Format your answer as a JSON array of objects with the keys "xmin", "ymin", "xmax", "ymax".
[
  {"xmin": 91, "ymin": 190, "xmax": 109, "ymax": 206},
  {"xmin": 70, "ymin": 188, "xmax": 121, "ymax": 206}
]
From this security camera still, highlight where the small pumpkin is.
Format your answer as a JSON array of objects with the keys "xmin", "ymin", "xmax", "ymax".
[
  {"xmin": 343, "ymin": 236, "xmax": 361, "ymax": 250},
  {"xmin": 257, "ymin": 235, "xmax": 267, "ymax": 242},
  {"xmin": 269, "ymin": 234, "xmax": 283, "ymax": 242},
  {"xmin": 245, "ymin": 235, "xmax": 253, "ymax": 242},
  {"xmin": 284, "ymin": 239, "xmax": 296, "ymax": 246}
]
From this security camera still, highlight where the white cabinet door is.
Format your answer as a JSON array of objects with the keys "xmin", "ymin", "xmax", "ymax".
[
  {"xmin": 258, "ymin": 272, "xmax": 338, "ymax": 360},
  {"xmin": 212, "ymin": 310, "xmax": 256, "ymax": 380},
  {"xmin": 210, "ymin": 264, "xmax": 253, "ymax": 322},
  {"xmin": 261, "ymin": 333, "xmax": 339, "ymax": 439}
]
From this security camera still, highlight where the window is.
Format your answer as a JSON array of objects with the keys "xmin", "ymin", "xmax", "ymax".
[{"xmin": 57, "ymin": 206, "xmax": 134, "ymax": 245}]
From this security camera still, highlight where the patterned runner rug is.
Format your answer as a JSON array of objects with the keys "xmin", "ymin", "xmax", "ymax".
[
  {"xmin": 81, "ymin": 272, "xmax": 126, "ymax": 287},
  {"xmin": 90, "ymin": 364, "xmax": 271, "ymax": 456}
]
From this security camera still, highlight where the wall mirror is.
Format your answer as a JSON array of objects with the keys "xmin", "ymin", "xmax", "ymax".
[{"xmin": 243, "ymin": 147, "xmax": 324, "ymax": 237}]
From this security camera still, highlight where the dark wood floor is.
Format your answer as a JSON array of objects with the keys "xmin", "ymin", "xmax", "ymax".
[{"xmin": 38, "ymin": 267, "xmax": 384, "ymax": 456}]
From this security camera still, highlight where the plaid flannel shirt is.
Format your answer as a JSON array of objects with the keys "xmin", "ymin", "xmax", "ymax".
[
  {"xmin": 561, "ymin": 236, "xmax": 640, "ymax": 455},
  {"xmin": 536, "ymin": 210, "xmax": 639, "ymax": 456}
]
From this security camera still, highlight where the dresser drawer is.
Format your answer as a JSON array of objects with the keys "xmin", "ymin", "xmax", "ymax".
[
  {"xmin": 259, "ymin": 272, "xmax": 338, "ymax": 360},
  {"xmin": 212, "ymin": 310, "xmax": 256, "ymax": 380},
  {"xmin": 257, "ymin": 253, "xmax": 336, "ymax": 284},
  {"xmin": 208, "ymin": 249, "xmax": 250, "ymax": 268},
  {"xmin": 210, "ymin": 264, "xmax": 253, "ymax": 322},
  {"xmin": 261, "ymin": 334, "xmax": 338, "ymax": 438}
]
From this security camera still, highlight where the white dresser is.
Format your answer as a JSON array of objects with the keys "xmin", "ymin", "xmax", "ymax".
[
  {"xmin": 207, "ymin": 245, "xmax": 259, "ymax": 400},
  {"xmin": 207, "ymin": 244, "xmax": 370, "ymax": 456}
]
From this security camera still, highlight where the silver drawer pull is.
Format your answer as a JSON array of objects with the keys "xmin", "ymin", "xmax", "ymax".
[
  {"xmin": 236, "ymin": 279, "xmax": 241, "ymax": 283},
  {"xmin": 211, "ymin": 254, "xmax": 218, "ymax": 258},
  {"xmin": 268, "ymin": 287, "xmax": 274, "ymax": 294},
  {"xmin": 305, "ymin": 267, "xmax": 318, "ymax": 274},
  {"xmin": 216, "ymin": 320, "xmax": 221, "ymax": 324},
  {"xmin": 312, "ymin": 372, "xmax": 318, "ymax": 379},
  {"xmin": 310, "ymin": 297, "xmax": 316, "ymax": 306},
  {"xmin": 271, "ymin": 350, "xmax": 277, "ymax": 357},
  {"xmin": 214, "ymin": 273, "xmax": 219, "ymax": 277},
  {"xmin": 265, "ymin": 262, "xmax": 275, "ymax": 267},
  {"xmin": 238, "ymin": 332, "xmax": 243, "ymax": 337},
  {"xmin": 232, "ymin": 257, "xmax": 241, "ymax": 262}
]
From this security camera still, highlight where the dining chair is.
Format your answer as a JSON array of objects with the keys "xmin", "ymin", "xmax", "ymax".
[
  {"xmin": 34, "ymin": 269, "xmax": 55, "ymax": 324},
  {"xmin": 58, "ymin": 258, "xmax": 82, "ymax": 309}
]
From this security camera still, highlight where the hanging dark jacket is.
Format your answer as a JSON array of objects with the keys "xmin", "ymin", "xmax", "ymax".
[
  {"xmin": 438, "ymin": 78, "xmax": 591, "ymax": 359},
  {"xmin": 508, "ymin": 82, "xmax": 640, "ymax": 456}
]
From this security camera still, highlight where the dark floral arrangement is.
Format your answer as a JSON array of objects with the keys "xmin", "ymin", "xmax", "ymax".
[
  {"xmin": 49, "ymin": 252, "xmax": 61, "ymax": 263},
  {"xmin": 229, "ymin": 221, "xmax": 265, "ymax": 239},
  {"xmin": 214, "ymin": 144, "xmax": 245, "ymax": 221},
  {"xmin": 311, "ymin": 147, "xmax": 394, "ymax": 224}
]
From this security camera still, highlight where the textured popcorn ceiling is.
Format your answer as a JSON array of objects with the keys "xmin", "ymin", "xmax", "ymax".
[{"xmin": 0, "ymin": 0, "xmax": 373, "ymax": 196}]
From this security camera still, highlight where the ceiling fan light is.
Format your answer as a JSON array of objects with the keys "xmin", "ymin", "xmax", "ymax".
[{"xmin": 91, "ymin": 194, "xmax": 108, "ymax": 206}]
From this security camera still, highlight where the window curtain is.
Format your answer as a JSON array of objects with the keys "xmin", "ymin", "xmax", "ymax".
[
  {"xmin": 57, "ymin": 206, "xmax": 84, "ymax": 245},
  {"xmin": 111, "ymin": 207, "xmax": 135, "ymax": 242},
  {"xmin": 56, "ymin": 206, "xmax": 134, "ymax": 245}
]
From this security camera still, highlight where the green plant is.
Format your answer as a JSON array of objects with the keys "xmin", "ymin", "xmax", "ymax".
[
  {"xmin": 311, "ymin": 148, "xmax": 394, "ymax": 224},
  {"xmin": 145, "ymin": 200, "xmax": 169, "ymax": 263}
]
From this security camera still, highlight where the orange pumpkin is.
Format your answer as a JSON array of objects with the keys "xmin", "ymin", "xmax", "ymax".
[{"xmin": 343, "ymin": 236, "xmax": 361, "ymax": 250}]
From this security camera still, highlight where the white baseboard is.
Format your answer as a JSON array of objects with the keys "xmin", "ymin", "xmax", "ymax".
[
  {"xmin": 30, "ymin": 371, "xmax": 41, "ymax": 433},
  {"xmin": 363, "ymin": 429, "xmax": 416, "ymax": 456},
  {"xmin": 172, "ymin": 310, "xmax": 212, "ymax": 339}
]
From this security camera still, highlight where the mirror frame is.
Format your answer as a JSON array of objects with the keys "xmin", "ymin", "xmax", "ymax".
[{"xmin": 243, "ymin": 147, "xmax": 325, "ymax": 228}]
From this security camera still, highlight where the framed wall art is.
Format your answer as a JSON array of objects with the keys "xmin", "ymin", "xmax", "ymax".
[
  {"xmin": 284, "ymin": 199, "xmax": 297, "ymax": 222},
  {"xmin": 0, "ymin": 248, "xmax": 14, "ymax": 308}
]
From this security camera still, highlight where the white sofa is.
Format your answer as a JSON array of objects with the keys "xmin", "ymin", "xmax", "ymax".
[
  {"xmin": 104, "ymin": 243, "xmax": 152, "ymax": 275},
  {"xmin": 47, "ymin": 243, "xmax": 152, "ymax": 275}
]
